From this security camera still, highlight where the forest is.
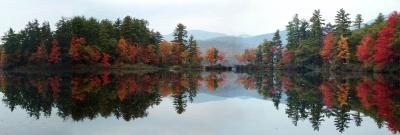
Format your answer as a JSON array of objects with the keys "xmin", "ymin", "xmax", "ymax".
[
  {"xmin": 236, "ymin": 9, "xmax": 400, "ymax": 73},
  {"xmin": 0, "ymin": 16, "xmax": 226, "ymax": 70},
  {"xmin": 0, "ymin": 9, "xmax": 399, "ymax": 73}
]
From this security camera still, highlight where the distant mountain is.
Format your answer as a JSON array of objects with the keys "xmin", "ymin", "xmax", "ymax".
[
  {"xmin": 196, "ymin": 30, "xmax": 288, "ymax": 65},
  {"xmin": 162, "ymin": 29, "xmax": 288, "ymax": 65},
  {"xmin": 163, "ymin": 30, "xmax": 228, "ymax": 40}
]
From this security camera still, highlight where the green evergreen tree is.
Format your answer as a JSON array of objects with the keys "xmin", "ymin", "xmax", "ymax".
[
  {"xmin": 98, "ymin": 19, "xmax": 117, "ymax": 55},
  {"xmin": 310, "ymin": 9, "xmax": 325, "ymax": 47},
  {"xmin": 334, "ymin": 8, "xmax": 351, "ymax": 37},
  {"xmin": 173, "ymin": 23, "xmax": 188, "ymax": 49},
  {"xmin": 353, "ymin": 14, "xmax": 363, "ymax": 29},
  {"xmin": 286, "ymin": 14, "xmax": 301, "ymax": 51},
  {"xmin": 272, "ymin": 30, "xmax": 282, "ymax": 66},
  {"xmin": 373, "ymin": 13, "xmax": 385, "ymax": 25},
  {"xmin": 187, "ymin": 35, "xmax": 198, "ymax": 65}
]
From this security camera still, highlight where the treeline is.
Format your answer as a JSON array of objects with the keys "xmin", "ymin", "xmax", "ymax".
[
  {"xmin": 236, "ymin": 9, "xmax": 400, "ymax": 72},
  {"xmin": 0, "ymin": 16, "xmax": 209, "ymax": 69}
]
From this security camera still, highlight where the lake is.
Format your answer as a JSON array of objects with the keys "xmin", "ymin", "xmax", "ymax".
[{"xmin": 0, "ymin": 71, "xmax": 398, "ymax": 135}]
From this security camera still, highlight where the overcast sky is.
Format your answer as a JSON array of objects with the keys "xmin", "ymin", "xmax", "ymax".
[{"xmin": 0, "ymin": 0, "xmax": 399, "ymax": 36}]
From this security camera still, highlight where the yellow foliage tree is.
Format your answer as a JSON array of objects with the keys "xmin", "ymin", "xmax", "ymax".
[
  {"xmin": 336, "ymin": 36, "xmax": 350, "ymax": 64},
  {"xmin": 337, "ymin": 82, "xmax": 350, "ymax": 107}
]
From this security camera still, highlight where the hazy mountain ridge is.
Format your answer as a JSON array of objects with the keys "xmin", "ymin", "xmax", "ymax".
[{"xmin": 163, "ymin": 30, "xmax": 288, "ymax": 64}]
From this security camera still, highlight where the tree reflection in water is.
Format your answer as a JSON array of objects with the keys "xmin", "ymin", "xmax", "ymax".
[{"xmin": 0, "ymin": 71, "xmax": 398, "ymax": 133}]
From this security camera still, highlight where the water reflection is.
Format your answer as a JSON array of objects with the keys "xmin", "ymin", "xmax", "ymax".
[{"xmin": 0, "ymin": 71, "xmax": 399, "ymax": 134}]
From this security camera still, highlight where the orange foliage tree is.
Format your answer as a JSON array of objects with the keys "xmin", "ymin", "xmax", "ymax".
[
  {"xmin": 30, "ymin": 42, "xmax": 48, "ymax": 63},
  {"xmin": 356, "ymin": 34, "xmax": 375, "ymax": 66},
  {"xmin": 170, "ymin": 42, "xmax": 181, "ymax": 64},
  {"xmin": 160, "ymin": 40, "xmax": 172, "ymax": 65},
  {"xmin": 243, "ymin": 48, "xmax": 257, "ymax": 64},
  {"xmin": 320, "ymin": 32, "xmax": 335, "ymax": 62},
  {"xmin": 117, "ymin": 38, "xmax": 129, "ymax": 63},
  {"xmin": 69, "ymin": 37, "xmax": 85, "ymax": 61},
  {"xmin": 180, "ymin": 49, "xmax": 190, "ymax": 64},
  {"xmin": 205, "ymin": 47, "xmax": 218, "ymax": 66}
]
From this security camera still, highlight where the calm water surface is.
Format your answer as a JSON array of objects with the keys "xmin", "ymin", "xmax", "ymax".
[{"xmin": 0, "ymin": 71, "xmax": 398, "ymax": 135}]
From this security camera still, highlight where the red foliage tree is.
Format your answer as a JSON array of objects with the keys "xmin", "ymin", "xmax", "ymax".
[
  {"xmin": 69, "ymin": 37, "xmax": 85, "ymax": 61},
  {"xmin": 102, "ymin": 71, "xmax": 110, "ymax": 85},
  {"xmin": 218, "ymin": 52, "xmax": 226, "ymax": 64},
  {"xmin": 373, "ymin": 79, "xmax": 397, "ymax": 133},
  {"xmin": 357, "ymin": 34, "xmax": 375, "ymax": 66},
  {"xmin": 48, "ymin": 76, "xmax": 61, "ymax": 100},
  {"xmin": 320, "ymin": 81, "xmax": 335, "ymax": 108},
  {"xmin": 102, "ymin": 53, "xmax": 111, "ymax": 67},
  {"xmin": 356, "ymin": 79, "xmax": 373, "ymax": 110},
  {"xmin": 282, "ymin": 49, "xmax": 293, "ymax": 65},
  {"xmin": 128, "ymin": 45, "xmax": 140, "ymax": 63},
  {"xmin": 48, "ymin": 39, "xmax": 61, "ymax": 63},
  {"xmin": 282, "ymin": 75, "xmax": 292, "ymax": 90},
  {"xmin": 90, "ymin": 49, "xmax": 101, "ymax": 62},
  {"xmin": 373, "ymin": 12, "xmax": 398, "ymax": 70}
]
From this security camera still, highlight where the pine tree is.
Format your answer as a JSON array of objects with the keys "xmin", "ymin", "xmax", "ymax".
[
  {"xmin": 286, "ymin": 14, "xmax": 300, "ymax": 51},
  {"xmin": 334, "ymin": 9, "xmax": 352, "ymax": 37},
  {"xmin": 299, "ymin": 19, "xmax": 310, "ymax": 40},
  {"xmin": 173, "ymin": 23, "xmax": 188, "ymax": 50},
  {"xmin": 353, "ymin": 14, "xmax": 363, "ymax": 29},
  {"xmin": 187, "ymin": 35, "xmax": 198, "ymax": 65},
  {"xmin": 310, "ymin": 9, "xmax": 325, "ymax": 47},
  {"xmin": 272, "ymin": 30, "xmax": 282, "ymax": 66},
  {"xmin": 373, "ymin": 13, "xmax": 385, "ymax": 25}
]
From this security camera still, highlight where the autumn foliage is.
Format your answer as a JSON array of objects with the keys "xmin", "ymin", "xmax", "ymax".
[
  {"xmin": 282, "ymin": 49, "xmax": 293, "ymax": 65},
  {"xmin": 102, "ymin": 53, "xmax": 111, "ymax": 67},
  {"xmin": 336, "ymin": 36, "xmax": 350, "ymax": 64},
  {"xmin": 205, "ymin": 48, "xmax": 218, "ymax": 65},
  {"xmin": 356, "ymin": 34, "xmax": 375, "ymax": 66},
  {"xmin": 69, "ymin": 37, "xmax": 86, "ymax": 61},
  {"xmin": 30, "ymin": 42, "xmax": 47, "ymax": 63},
  {"xmin": 373, "ymin": 12, "xmax": 398, "ymax": 70},
  {"xmin": 320, "ymin": 33, "xmax": 335, "ymax": 62},
  {"xmin": 48, "ymin": 39, "xmax": 61, "ymax": 64}
]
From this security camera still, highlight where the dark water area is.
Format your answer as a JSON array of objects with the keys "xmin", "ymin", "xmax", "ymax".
[{"xmin": 0, "ymin": 71, "xmax": 399, "ymax": 135}]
